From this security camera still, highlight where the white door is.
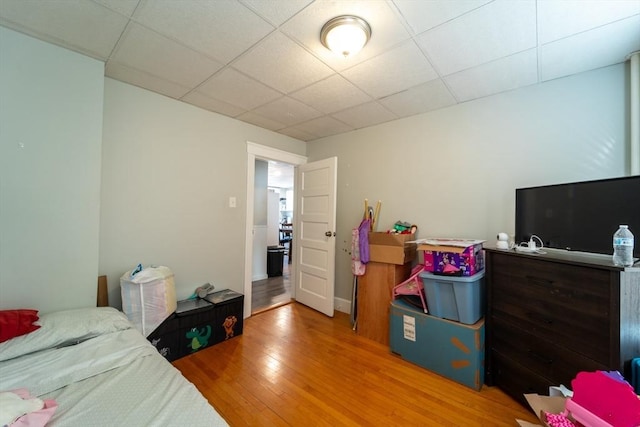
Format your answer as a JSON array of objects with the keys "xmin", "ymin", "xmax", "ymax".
[{"xmin": 294, "ymin": 157, "xmax": 337, "ymax": 317}]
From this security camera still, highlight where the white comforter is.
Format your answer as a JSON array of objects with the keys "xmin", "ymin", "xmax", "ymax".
[{"xmin": 0, "ymin": 328, "xmax": 228, "ymax": 426}]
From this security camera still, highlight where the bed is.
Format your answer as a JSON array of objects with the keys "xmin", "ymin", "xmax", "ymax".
[{"xmin": 0, "ymin": 307, "xmax": 228, "ymax": 426}]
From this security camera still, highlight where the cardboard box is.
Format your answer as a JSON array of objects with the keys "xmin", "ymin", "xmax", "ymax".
[
  {"xmin": 368, "ymin": 232, "xmax": 416, "ymax": 265},
  {"xmin": 389, "ymin": 300, "xmax": 484, "ymax": 390},
  {"xmin": 417, "ymin": 238, "xmax": 484, "ymax": 276}
]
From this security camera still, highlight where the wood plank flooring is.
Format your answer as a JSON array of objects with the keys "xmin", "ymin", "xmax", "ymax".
[
  {"xmin": 173, "ymin": 303, "xmax": 538, "ymax": 426},
  {"xmin": 251, "ymin": 255, "xmax": 292, "ymax": 314}
]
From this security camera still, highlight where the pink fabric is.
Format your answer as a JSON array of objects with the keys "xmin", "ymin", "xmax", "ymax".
[
  {"xmin": 569, "ymin": 371, "xmax": 640, "ymax": 427},
  {"xmin": 9, "ymin": 389, "xmax": 57, "ymax": 427}
]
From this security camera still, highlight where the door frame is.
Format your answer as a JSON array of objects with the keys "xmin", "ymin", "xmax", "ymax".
[{"xmin": 244, "ymin": 141, "xmax": 307, "ymax": 318}]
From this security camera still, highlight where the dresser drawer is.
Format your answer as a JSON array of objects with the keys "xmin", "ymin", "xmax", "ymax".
[
  {"xmin": 491, "ymin": 318, "xmax": 607, "ymax": 386},
  {"xmin": 490, "ymin": 256, "xmax": 612, "ymax": 363},
  {"xmin": 490, "ymin": 350, "xmax": 551, "ymax": 407}
]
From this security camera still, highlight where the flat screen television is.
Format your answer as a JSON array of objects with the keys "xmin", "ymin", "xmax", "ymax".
[{"xmin": 515, "ymin": 176, "xmax": 640, "ymax": 258}]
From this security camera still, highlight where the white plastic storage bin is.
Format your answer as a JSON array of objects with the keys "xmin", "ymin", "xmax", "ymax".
[
  {"xmin": 121, "ymin": 265, "xmax": 177, "ymax": 336},
  {"xmin": 419, "ymin": 270, "xmax": 485, "ymax": 324}
]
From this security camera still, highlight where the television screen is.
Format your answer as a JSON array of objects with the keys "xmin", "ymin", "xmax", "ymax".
[{"xmin": 515, "ymin": 176, "xmax": 640, "ymax": 258}]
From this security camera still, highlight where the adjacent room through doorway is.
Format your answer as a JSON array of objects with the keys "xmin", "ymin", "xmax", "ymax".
[{"xmin": 251, "ymin": 160, "xmax": 294, "ymax": 314}]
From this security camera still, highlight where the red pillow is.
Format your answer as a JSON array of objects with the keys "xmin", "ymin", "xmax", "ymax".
[{"xmin": 0, "ymin": 309, "xmax": 41, "ymax": 343}]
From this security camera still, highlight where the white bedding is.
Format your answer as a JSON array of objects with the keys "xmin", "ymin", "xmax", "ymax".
[{"xmin": 0, "ymin": 309, "xmax": 228, "ymax": 426}]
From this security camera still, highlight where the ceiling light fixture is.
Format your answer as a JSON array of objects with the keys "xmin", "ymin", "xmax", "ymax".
[{"xmin": 320, "ymin": 15, "xmax": 371, "ymax": 58}]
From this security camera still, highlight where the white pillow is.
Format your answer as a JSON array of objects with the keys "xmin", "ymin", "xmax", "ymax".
[{"xmin": 0, "ymin": 307, "xmax": 132, "ymax": 362}]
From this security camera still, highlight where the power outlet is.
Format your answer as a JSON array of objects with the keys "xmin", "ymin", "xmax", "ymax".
[{"xmin": 229, "ymin": 196, "xmax": 236, "ymax": 208}]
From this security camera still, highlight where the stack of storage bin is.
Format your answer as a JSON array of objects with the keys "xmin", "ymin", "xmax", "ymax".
[{"xmin": 389, "ymin": 239, "xmax": 485, "ymax": 390}]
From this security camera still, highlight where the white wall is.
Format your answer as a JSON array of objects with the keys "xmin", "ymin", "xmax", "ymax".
[
  {"xmin": 254, "ymin": 160, "xmax": 268, "ymax": 226},
  {"xmin": 0, "ymin": 27, "xmax": 104, "ymax": 312},
  {"xmin": 307, "ymin": 64, "xmax": 629, "ymax": 302},
  {"xmin": 252, "ymin": 160, "xmax": 268, "ymax": 280},
  {"xmin": 100, "ymin": 79, "xmax": 305, "ymax": 306}
]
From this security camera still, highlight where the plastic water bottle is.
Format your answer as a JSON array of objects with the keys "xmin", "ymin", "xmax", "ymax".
[{"xmin": 612, "ymin": 225, "xmax": 634, "ymax": 267}]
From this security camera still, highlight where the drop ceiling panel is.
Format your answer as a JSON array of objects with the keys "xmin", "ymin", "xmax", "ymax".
[
  {"xmin": 293, "ymin": 115, "xmax": 354, "ymax": 139},
  {"xmin": 537, "ymin": 0, "xmax": 640, "ymax": 44},
  {"xmin": 342, "ymin": 40, "xmax": 438, "ymax": 98},
  {"xmin": 94, "ymin": 0, "xmax": 140, "ymax": 17},
  {"xmin": 445, "ymin": 49, "xmax": 538, "ymax": 102},
  {"xmin": 280, "ymin": 0, "xmax": 412, "ymax": 71},
  {"xmin": 181, "ymin": 91, "xmax": 247, "ymax": 118},
  {"xmin": 290, "ymin": 74, "xmax": 372, "ymax": 114},
  {"xmin": 540, "ymin": 14, "xmax": 640, "ymax": 82},
  {"xmin": 392, "ymin": 0, "xmax": 492, "ymax": 35},
  {"xmin": 278, "ymin": 126, "xmax": 315, "ymax": 141},
  {"xmin": 111, "ymin": 23, "xmax": 224, "ymax": 87},
  {"xmin": 236, "ymin": 111, "xmax": 287, "ymax": 131},
  {"xmin": 106, "ymin": 62, "xmax": 192, "ymax": 99},
  {"xmin": 133, "ymin": 0, "xmax": 274, "ymax": 63},
  {"xmin": 379, "ymin": 79, "xmax": 456, "ymax": 117},
  {"xmin": 239, "ymin": 0, "xmax": 313, "ymax": 26},
  {"xmin": 331, "ymin": 101, "xmax": 396, "ymax": 129},
  {"xmin": 195, "ymin": 68, "xmax": 282, "ymax": 110},
  {"xmin": 0, "ymin": 0, "xmax": 128, "ymax": 60},
  {"xmin": 232, "ymin": 31, "xmax": 334, "ymax": 93},
  {"xmin": 417, "ymin": 0, "xmax": 537, "ymax": 76},
  {"xmin": 252, "ymin": 96, "xmax": 323, "ymax": 127}
]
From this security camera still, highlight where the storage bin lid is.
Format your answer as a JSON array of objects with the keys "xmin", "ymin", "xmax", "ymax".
[
  {"xmin": 176, "ymin": 298, "xmax": 214, "ymax": 315},
  {"xmin": 419, "ymin": 269, "xmax": 485, "ymax": 282},
  {"xmin": 204, "ymin": 289, "xmax": 243, "ymax": 305}
]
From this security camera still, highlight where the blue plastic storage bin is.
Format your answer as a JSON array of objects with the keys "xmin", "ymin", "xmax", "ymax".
[{"xmin": 419, "ymin": 270, "xmax": 485, "ymax": 324}]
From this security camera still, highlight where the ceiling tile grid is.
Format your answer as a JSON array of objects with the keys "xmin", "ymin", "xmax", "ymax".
[
  {"xmin": 444, "ymin": 48, "xmax": 539, "ymax": 102},
  {"xmin": 1, "ymin": 0, "xmax": 639, "ymax": 142},
  {"xmin": 0, "ymin": 0, "xmax": 129, "ymax": 59},
  {"xmin": 292, "ymin": 115, "xmax": 355, "ymax": 140},
  {"xmin": 133, "ymin": 0, "xmax": 275, "ymax": 64},
  {"xmin": 330, "ymin": 100, "xmax": 397, "ymax": 129},
  {"xmin": 378, "ymin": 79, "xmax": 457, "ymax": 117},
  {"xmin": 110, "ymin": 23, "xmax": 225, "ymax": 88},
  {"xmin": 290, "ymin": 74, "xmax": 373, "ymax": 114},
  {"xmin": 194, "ymin": 68, "xmax": 282, "ymax": 111}
]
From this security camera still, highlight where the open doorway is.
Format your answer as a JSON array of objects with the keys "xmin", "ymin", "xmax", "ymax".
[
  {"xmin": 243, "ymin": 142, "xmax": 307, "ymax": 318},
  {"xmin": 251, "ymin": 161, "xmax": 294, "ymax": 314}
]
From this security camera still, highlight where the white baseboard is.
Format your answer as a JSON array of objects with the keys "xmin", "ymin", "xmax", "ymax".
[
  {"xmin": 334, "ymin": 297, "xmax": 351, "ymax": 314},
  {"xmin": 252, "ymin": 274, "xmax": 268, "ymax": 281}
]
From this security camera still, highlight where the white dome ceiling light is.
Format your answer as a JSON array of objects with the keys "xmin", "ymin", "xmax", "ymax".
[{"xmin": 320, "ymin": 15, "xmax": 371, "ymax": 58}]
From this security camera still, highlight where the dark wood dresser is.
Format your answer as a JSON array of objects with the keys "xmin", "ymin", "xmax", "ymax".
[{"xmin": 484, "ymin": 248, "xmax": 639, "ymax": 406}]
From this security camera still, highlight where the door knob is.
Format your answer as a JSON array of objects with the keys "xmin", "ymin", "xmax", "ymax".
[{"xmin": 325, "ymin": 231, "xmax": 335, "ymax": 237}]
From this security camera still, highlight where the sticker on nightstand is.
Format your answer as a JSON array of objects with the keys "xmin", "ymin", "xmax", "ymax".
[{"xmin": 403, "ymin": 315, "xmax": 416, "ymax": 342}]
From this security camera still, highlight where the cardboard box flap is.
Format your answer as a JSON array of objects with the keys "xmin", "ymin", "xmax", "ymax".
[
  {"xmin": 368, "ymin": 232, "xmax": 416, "ymax": 246},
  {"xmin": 417, "ymin": 238, "xmax": 484, "ymax": 253},
  {"xmin": 516, "ymin": 394, "xmax": 569, "ymax": 427},
  {"xmin": 516, "ymin": 421, "xmax": 544, "ymax": 427},
  {"xmin": 524, "ymin": 394, "xmax": 567, "ymax": 418}
]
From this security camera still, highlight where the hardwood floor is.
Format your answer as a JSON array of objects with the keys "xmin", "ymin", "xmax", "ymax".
[
  {"xmin": 251, "ymin": 254, "xmax": 292, "ymax": 314},
  {"xmin": 173, "ymin": 303, "xmax": 538, "ymax": 426}
]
